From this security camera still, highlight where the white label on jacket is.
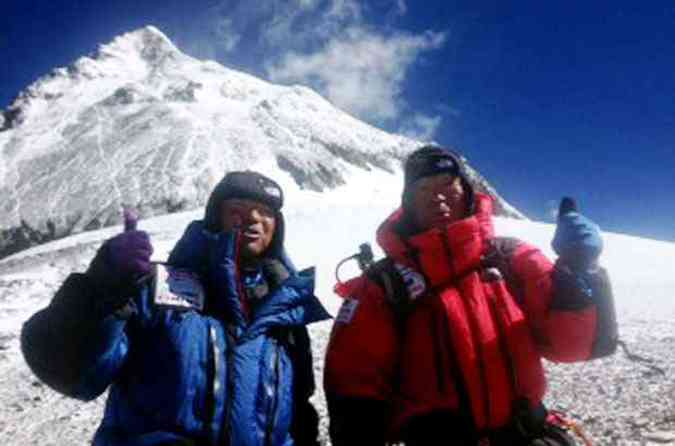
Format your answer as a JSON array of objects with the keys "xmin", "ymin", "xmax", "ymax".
[
  {"xmin": 335, "ymin": 298, "xmax": 359, "ymax": 324},
  {"xmin": 393, "ymin": 262, "xmax": 427, "ymax": 301},
  {"xmin": 153, "ymin": 265, "xmax": 205, "ymax": 311}
]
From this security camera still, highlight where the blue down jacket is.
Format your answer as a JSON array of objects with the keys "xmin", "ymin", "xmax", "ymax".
[{"xmin": 21, "ymin": 220, "xmax": 330, "ymax": 446}]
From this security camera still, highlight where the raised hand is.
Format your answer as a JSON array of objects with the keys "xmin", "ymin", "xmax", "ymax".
[
  {"xmin": 551, "ymin": 197, "xmax": 603, "ymax": 271},
  {"xmin": 106, "ymin": 207, "xmax": 153, "ymax": 279},
  {"xmin": 558, "ymin": 196, "xmax": 578, "ymax": 215},
  {"xmin": 87, "ymin": 207, "xmax": 154, "ymax": 292},
  {"xmin": 123, "ymin": 207, "xmax": 138, "ymax": 232}
]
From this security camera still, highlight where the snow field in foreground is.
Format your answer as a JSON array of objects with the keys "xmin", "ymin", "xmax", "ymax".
[{"xmin": 1, "ymin": 178, "xmax": 674, "ymax": 445}]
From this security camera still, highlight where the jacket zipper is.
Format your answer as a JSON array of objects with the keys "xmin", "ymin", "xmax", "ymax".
[
  {"xmin": 221, "ymin": 328, "xmax": 237, "ymax": 446},
  {"xmin": 221, "ymin": 232, "xmax": 244, "ymax": 445},
  {"xmin": 208, "ymin": 324, "xmax": 223, "ymax": 446},
  {"xmin": 233, "ymin": 232, "xmax": 250, "ymax": 322},
  {"xmin": 430, "ymin": 313, "xmax": 447, "ymax": 394},
  {"xmin": 264, "ymin": 339, "xmax": 282, "ymax": 446},
  {"xmin": 440, "ymin": 230, "xmax": 492, "ymax": 430},
  {"xmin": 462, "ymin": 291, "xmax": 492, "ymax": 430},
  {"xmin": 486, "ymin": 288, "xmax": 519, "ymax": 396},
  {"xmin": 439, "ymin": 230, "xmax": 455, "ymax": 278}
]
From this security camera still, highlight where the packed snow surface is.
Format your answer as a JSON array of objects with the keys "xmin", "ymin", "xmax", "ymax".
[{"xmin": 0, "ymin": 168, "xmax": 673, "ymax": 445}]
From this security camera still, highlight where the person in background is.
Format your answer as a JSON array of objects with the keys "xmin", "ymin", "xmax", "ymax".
[
  {"xmin": 22, "ymin": 170, "xmax": 330, "ymax": 446},
  {"xmin": 324, "ymin": 145, "xmax": 617, "ymax": 445}
]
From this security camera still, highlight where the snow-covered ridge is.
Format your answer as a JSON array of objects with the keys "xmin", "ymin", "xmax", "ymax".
[{"xmin": 0, "ymin": 26, "xmax": 521, "ymax": 259}]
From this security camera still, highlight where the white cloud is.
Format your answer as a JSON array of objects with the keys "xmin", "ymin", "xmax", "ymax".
[
  {"xmin": 399, "ymin": 113, "xmax": 442, "ymax": 141},
  {"xmin": 182, "ymin": 0, "xmax": 366, "ymax": 58},
  {"xmin": 327, "ymin": 0, "xmax": 362, "ymax": 21},
  {"xmin": 183, "ymin": 38, "xmax": 218, "ymax": 61},
  {"xmin": 214, "ymin": 18, "xmax": 240, "ymax": 53},
  {"xmin": 181, "ymin": 0, "xmax": 448, "ymax": 124},
  {"xmin": 267, "ymin": 27, "xmax": 446, "ymax": 121},
  {"xmin": 395, "ymin": 0, "xmax": 408, "ymax": 16},
  {"xmin": 436, "ymin": 103, "xmax": 461, "ymax": 118},
  {"xmin": 297, "ymin": 0, "xmax": 321, "ymax": 9},
  {"xmin": 260, "ymin": 0, "xmax": 362, "ymax": 48}
]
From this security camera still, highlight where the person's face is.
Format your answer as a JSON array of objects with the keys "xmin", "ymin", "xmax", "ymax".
[
  {"xmin": 221, "ymin": 199, "xmax": 276, "ymax": 260},
  {"xmin": 410, "ymin": 173, "xmax": 468, "ymax": 232}
]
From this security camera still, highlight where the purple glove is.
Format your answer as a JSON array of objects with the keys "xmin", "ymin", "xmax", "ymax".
[
  {"xmin": 106, "ymin": 231, "xmax": 153, "ymax": 279},
  {"xmin": 106, "ymin": 208, "xmax": 153, "ymax": 278},
  {"xmin": 87, "ymin": 208, "xmax": 153, "ymax": 293}
]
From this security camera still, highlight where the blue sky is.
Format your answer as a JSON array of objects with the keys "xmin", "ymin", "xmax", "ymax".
[{"xmin": 2, "ymin": 1, "xmax": 674, "ymax": 241}]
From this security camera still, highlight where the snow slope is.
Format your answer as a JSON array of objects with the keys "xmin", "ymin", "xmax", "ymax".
[
  {"xmin": 0, "ymin": 169, "xmax": 673, "ymax": 445},
  {"xmin": 0, "ymin": 25, "xmax": 521, "ymax": 259}
]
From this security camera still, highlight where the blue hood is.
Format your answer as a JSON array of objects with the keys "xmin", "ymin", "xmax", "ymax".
[{"xmin": 167, "ymin": 220, "xmax": 329, "ymax": 330}]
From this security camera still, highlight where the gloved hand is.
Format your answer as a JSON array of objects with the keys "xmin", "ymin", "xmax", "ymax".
[
  {"xmin": 206, "ymin": 229, "xmax": 239, "ymax": 268},
  {"xmin": 551, "ymin": 197, "xmax": 603, "ymax": 271},
  {"xmin": 205, "ymin": 213, "xmax": 242, "ymax": 266},
  {"xmin": 205, "ymin": 228, "xmax": 248, "ymax": 327},
  {"xmin": 108, "ymin": 209, "xmax": 153, "ymax": 278},
  {"xmin": 87, "ymin": 208, "xmax": 154, "ymax": 296}
]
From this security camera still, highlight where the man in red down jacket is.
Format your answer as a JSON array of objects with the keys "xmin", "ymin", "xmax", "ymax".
[{"xmin": 324, "ymin": 146, "xmax": 617, "ymax": 446}]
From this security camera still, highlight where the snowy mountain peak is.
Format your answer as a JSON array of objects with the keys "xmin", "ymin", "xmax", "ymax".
[
  {"xmin": 92, "ymin": 25, "xmax": 192, "ymax": 75},
  {"xmin": 1, "ymin": 27, "xmax": 186, "ymax": 133},
  {"xmin": 0, "ymin": 26, "xmax": 522, "ymax": 259},
  {"xmin": 105, "ymin": 25, "xmax": 179, "ymax": 61}
]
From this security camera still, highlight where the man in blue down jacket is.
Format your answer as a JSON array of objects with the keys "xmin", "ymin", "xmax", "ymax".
[{"xmin": 21, "ymin": 171, "xmax": 331, "ymax": 446}]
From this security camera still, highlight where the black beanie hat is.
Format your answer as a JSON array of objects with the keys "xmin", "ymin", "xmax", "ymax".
[
  {"xmin": 204, "ymin": 171, "xmax": 286, "ymax": 255},
  {"xmin": 402, "ymin": 145, "xmax": 475, "ymax": 214}
]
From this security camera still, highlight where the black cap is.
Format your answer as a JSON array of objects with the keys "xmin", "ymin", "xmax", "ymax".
[
  {"xmin": 404, "ymin": 146, "xmax": 461, "ymax": 186},
  {"xmin": 208, "ymin": 170, "xmax": 283, "ymax": 215},
  {"xmin": 401, "ymin": 145, "xmax": 475, "ymax": 214}
]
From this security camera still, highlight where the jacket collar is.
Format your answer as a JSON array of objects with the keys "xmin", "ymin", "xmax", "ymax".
[
  {"xmin": 240, "ymin": 267, "xmax": 331, "ymax": 342},
  {"xmin": 167, "ymin": 220, "xmax": 329, "ymax": 330},
  {"xmin": 376, "ymin": 193, "xmax": 495, "ymax": 287}
]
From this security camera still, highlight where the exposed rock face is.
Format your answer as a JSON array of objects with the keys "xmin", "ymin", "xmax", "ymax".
[{"xmin": 0, "ymin": 26, "xmax": 522, "ymax": 259}]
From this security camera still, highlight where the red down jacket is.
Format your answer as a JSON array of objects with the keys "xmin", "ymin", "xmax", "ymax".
[{"xmin": 324, "ymin": 194, "xmax": 602, "ymax": 437}]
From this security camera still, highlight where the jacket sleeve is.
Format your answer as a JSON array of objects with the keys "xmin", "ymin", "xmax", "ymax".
[
  {"xmin": 505, "ymin": 240, "xmax": 618, "ymax": 362},
  {"xmin": 20, "ymin": 272, "xmax": 146, "ymax": 401},
  {"xmin": 324, "ymin": 276, "xmax": 400, "ymax": 446},
  {"xmin": 288, "ymin": 325, "xmax": 320, "ymax": 446}
]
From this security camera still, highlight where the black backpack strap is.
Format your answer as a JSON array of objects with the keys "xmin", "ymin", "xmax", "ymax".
[
  {"xmin": 365, "ymin": 258, "xmax": 413, "ymax": 325},
  {"xmin": 367, "ymin": 238, "xmax": 526, "ymax": 321},
  {"xmin": 481, "ymin": 237, "xmax": 526, "ymax": 305}
]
